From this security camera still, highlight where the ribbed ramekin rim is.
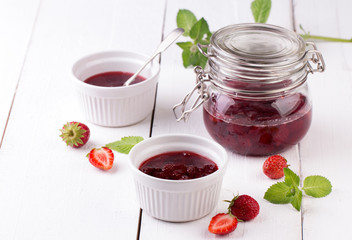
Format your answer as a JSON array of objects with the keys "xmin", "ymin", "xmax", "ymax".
[
  {"xmin": 128, "ymin": 133, "xmax": 228, "ymax": 184},
  {"xmin": 71, "ymin": 50, "xmax": 161, "ymax": 91}
]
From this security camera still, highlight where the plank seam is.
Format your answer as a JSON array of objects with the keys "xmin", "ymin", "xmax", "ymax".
[
  {"xmin": 0, "ymin": 0, "xmax": 43, "ymax": 149},
  {"xmin": 136, "ymin": 0, "xmax": 168, "ymax": 239},
  {"xmin": 298, "ymin": 142, "xmax": 304, "ymax": 240},
  {"xmin": 292, "ymin": 1, "xmax": 303, "ymax": 239},
  {"xmin": 148, "ymin": 0, "xmax": 167, "ymax": 140}
]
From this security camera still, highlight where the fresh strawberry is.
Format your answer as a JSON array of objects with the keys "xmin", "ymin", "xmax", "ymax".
[
  {"xmin": 263, "ymin": 155, "xmax": 288, "ymax": 179},
  {"xmin": 60, "ymin": 121, "xmax": 90, "ymax": 148},
  {"xmin": 208, "ymin": 213, "xmax": 238, "ymax": 235},
  {"xmin": 228, "ymin": 194, "xmax": 260, "ymax": 221},
  {"xmin": 87, "ymin": 147, "xmax": 114, "ymax": 170}
]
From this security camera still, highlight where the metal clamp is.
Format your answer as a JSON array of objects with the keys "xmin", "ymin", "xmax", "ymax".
[
  {"xmin": 306, "ymin": 42, "xmax": 326, "ymax": 73},
  {"xmin": 173, "ymin": 66, "xmax": 210, "ymax": 122},
  {"xmin": 197, "ymin": 43, "xmax": 216, "ymax": 58}
]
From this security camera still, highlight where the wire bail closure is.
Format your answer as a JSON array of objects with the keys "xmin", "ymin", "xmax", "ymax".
[
  {"xmin": 197, "ymin": 43, "xmax": 216, "ymax": 58},
  {"xmin": 173, "ymin": 66, "xmax": 210, "ymax": 122},
  {"xmin": 306, "ymin": 42, "xmax": 326, "ymax": 73}
]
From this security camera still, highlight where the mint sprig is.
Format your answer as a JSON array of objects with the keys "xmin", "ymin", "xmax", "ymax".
[
  {"xmin": 299, "ymin": 24, "xmax": 352, "ymax": 43},
  {"xmin": 264, "ymin": 168, "xmax": 332, "ymax": 211},
  {"xmin": 176, "ymin": 10, "xmax": 211, "ymax": 68},
  {"xmin": 106, "ymin": 136, "xmax": 144, "ymax": 154}
]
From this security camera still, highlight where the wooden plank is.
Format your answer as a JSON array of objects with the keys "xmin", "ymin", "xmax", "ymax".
[
  {"xmin": 294, "ymin": 0, "xmax": 352, "ymax": 239},
  {"xmin": 0, "ymin": 0, "xmax": 165, "ymax": 239},
  {"xmin": 0, "ymin": 0, "xmax": 40, "ymax": 144},
  {"xmin": 142, "ymin": 0, "xmax": 302, "ymax": 239}
]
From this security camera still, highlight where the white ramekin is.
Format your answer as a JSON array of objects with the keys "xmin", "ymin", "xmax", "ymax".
[
  {"xmin": 129, "ymin": 134, "xmax": 228, "ymax": 222},
  {"xmin": 72, "ymin": 51, "xmax": 160, "ymax": 127}
]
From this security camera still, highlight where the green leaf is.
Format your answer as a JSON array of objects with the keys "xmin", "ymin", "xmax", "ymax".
[
  {"xmin": 290, "ymin": 187, "xmax": 303, "ymax": 211},
  {"xmin": 176, "ymin": 9, "xmax": 197, "ymax": 37},
  {"xmin": 189, "ymin": 18, "xmax": 211, "ymax": 43},
  {"xmin": 303, "ymin": 175, "xmax": 332, "ymax": 198},
  {"xmin": 180, "ymin": 45, "xmax": 208, "ymax": 69},
  {"xmin": 264, "ymin": 182, "xmax": 293, "ymax": 204},
  {"xmin": 189, "ymin": 50, "xmax": 199, "ymax": 66},
  {"xmin": 251, "ymin": 0, "xmax": 271, "ymax": 23},
  {"xmin": 176, "ymin": 41, "xmax": 193, "ymax": 50},
  {"xmin": 188, "ymin": 50, "xmax": 208, "ymax": 69},
  {"xmin": 285, "ymin": 186, "xmax": 296, "ymax": 198},
  {"xmin": 181, "ymin": 49, "xmax": 191, "ymax": 68},
  {"xmin": 106, "ymin": 136, "xmax": 144, "ymax": 154},
  {"xmin": 284, "ymin": 168, "xmax": 300, "ymax": 187},
  {"xmin": 198, "ymin": 51, "xmax": 208, "ymax": 69}
]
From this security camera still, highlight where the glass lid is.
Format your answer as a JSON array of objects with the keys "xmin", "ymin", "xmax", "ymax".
[{"xmin": 210, "ymin": 23, "xmax": 306, "ymax": 65}]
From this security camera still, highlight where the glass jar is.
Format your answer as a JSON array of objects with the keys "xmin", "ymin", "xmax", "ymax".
[{"xmin": 173, "ymin": 23, "xmax": 325, "ymax": 156}]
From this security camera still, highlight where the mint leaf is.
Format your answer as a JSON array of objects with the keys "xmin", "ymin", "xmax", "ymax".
[
  {"xmin": 251, "ymin": 0, "xmax": 271, "ymax": 23},
  {"xmin": 284, "ymin": 168, "xmax": 300, "ymax": 187},
  {"xmin": 181, "ymin": 48, "xmax": 191, "ymax": 68},
  {"xmin": 176, "ymin": 41, "xmax": 193, "ymax": 50},
  {"xmin": 198, "ymin": 51, "xmax": 208, "ymax": 69},
  {"xmin": 264, "ymin": 182, "xmax": 293, "ymax": 204},
  {"xmin": 303, "ymin": 175, "xmax": 332, "ymax": 198},
  {"xmin": 290, "ymin": 187, "xmax": 303, "ymax": 211},
  {"xmin": 285, "ymin": 186, "xmax": 296, "ymax": 198},
  {"xmin": 176, "ymin": 9, "xmax": 197, "ymax": 37},
  {"xmin": 179, "ymin": 42, "xmax": 208, "ymax": 68},
  {"xmin": 189, "ymin": 50, "xmax": 199, "ymax": 66},
  {"xmin": 189, "ymin": 18, "xmax": 211, "ymax": 43},
  {"xmin": 191, "ymin": 51, "xmax": 208, "ymax": 69},
  {"xmin": 106, "ymin": 136, "xmax": 144, "ymax": 154}
]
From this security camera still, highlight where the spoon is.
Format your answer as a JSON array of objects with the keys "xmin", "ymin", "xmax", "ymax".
[{"xmin": 123, "ymin": 28, "xmax": 184, "ymax": 86}]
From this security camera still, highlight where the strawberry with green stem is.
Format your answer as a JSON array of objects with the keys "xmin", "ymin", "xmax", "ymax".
[
  {"xmin": 60, "ymin": 122, "xmax": 90, "ymax": 148},
  {"xmin": 227, "ymin": 194, "xmax": 260, "ymax": 221}
]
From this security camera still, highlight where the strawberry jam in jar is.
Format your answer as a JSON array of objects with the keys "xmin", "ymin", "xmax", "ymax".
[{"xmin": 174, "ymin": 24, "xmax": 325, "ymax": 156}]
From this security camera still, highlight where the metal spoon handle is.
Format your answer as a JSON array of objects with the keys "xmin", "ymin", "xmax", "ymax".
[{"xmin": 123, "ymin": 28, "xmax": 184, "ymax": 86}]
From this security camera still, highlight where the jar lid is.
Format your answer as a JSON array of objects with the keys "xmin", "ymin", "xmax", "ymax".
[
  {"xmin": 200, "ymin": 23, "xmax": 327, "ymax": 97},
  {"xmin": 210, "ymin": 23, "xmax": 306, "ymax": 66}
]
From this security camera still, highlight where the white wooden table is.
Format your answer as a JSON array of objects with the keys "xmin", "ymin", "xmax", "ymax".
[{"xmin": 0, "ymin": 0, "xmax": 350, "ymax": 239}]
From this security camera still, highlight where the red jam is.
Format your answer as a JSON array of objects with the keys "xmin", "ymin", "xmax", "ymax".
[
  {"xmin": 84, "ymin": 71, "xmax": 146, "ymax": 87},
  {"xmin": 139, "ymin": 151, "xmax": 218, "ymax": 180},
  {"xmin": 203, "ymin": 93, "xmax": 312, "ymax": 156}
]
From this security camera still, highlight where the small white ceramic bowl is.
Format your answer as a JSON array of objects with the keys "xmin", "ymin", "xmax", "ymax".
[
  {"xmin": 129, "ymin": 134, "xmax": 228, "ymax": 222},
  {"xmin": 72, "ymin": 51, "xmax": 160, "ymax": 127}
]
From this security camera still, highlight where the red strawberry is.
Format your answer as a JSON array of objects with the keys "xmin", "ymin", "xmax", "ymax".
[
  {"xmin": 228, "ymin": 195, "xmax": 259, "ymax": 221},
  {"xmin": 263, "ymin": 155, "xmax": 288, "ymax": 179},
  {"xmin": 60, "ymin": 122, "xmax": 90, "ymax": 148},
  {"xmin": 87, "ymin": 147, "xmax": 114, "ymax": 170},
  {"xmin": 208, "ymin": 213, "xmax": 238, "ymax": 235}
]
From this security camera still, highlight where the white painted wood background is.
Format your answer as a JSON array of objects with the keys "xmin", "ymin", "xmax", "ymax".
[{"xmin": 0, "ymin": 0, "xmax": 350, "ymax": 239}]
